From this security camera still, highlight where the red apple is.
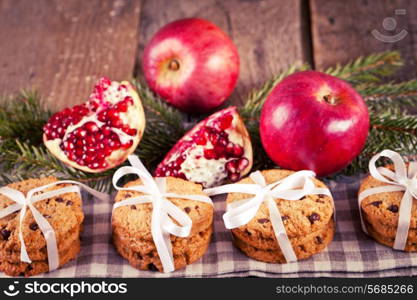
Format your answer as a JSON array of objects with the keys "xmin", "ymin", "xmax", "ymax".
[
  {"xmin": 142, "ymin": 18, "xmax": 239, "ymax": 113},
  {"xmin": 260, "ymin": 70, "xmax": 369, "ymax": 176}
]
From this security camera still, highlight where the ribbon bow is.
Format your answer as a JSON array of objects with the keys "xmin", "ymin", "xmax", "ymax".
[
  {"xmin": 204, "ymin": 170, "xmax": 332, "ymax": 263},
  {"xmin": 0, "ymin": 180, "xmax": 109, "ymax": 271},
  {"xmin": 112, "ymin": 155, "xmax": 213, "ymax": 273},
  {"xmin": 358, "ymin": 149, "xmax": 417, "ymax": 250}
]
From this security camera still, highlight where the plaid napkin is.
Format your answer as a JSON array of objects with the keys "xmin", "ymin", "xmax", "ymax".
[{"xmin": 2, "ymin": 175, "xmax": 417, "ymax": 278}]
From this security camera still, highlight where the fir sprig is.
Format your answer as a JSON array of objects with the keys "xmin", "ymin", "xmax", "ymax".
[
  {"xmin": 324, "ymin": 51, "xmax": 403, "ymax": 84},
  {"xmin": 132, "ymin": 80, "xmax": 186, "ymax": 170},
  {"xmin": 0, "ymin": 50, "xmax": 415, "ymax": 191}
]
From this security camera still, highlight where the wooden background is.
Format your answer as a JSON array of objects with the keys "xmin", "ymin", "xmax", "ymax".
[{"xmin": 0, "ymin": 0, "xmax": 416, "ymax": 109}]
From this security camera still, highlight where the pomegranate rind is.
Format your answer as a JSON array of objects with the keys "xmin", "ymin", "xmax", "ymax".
[
  {"xmin": 43, "ymin": 81, "xmax": 145, "ymax": 173},
  {"xmin": 155, "ymin": 106, "xmax": 253, "ymax": 187}
]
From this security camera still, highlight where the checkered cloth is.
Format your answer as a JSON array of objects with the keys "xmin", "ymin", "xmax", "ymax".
[{"xmin": 2, "ymin": 175, "xmax": 417, "ymax": 278}]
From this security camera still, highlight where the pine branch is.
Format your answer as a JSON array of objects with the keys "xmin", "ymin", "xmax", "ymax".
[
  {"xmin": 239, "ymin": 63, "xmax": 310, "ymax": 171},
  {"xmin": 357, "ymin": 80, "xmax": 417, "ymax": 112},
  {"xmin": 240, "ymin": 63, "xmax": 310, "ymax": 120},
  {"xmin": 324, "ymin": 51, "xmax": 403, "ymax": 84},
  {"xmin": 132, "ymin": 80, "xmax": 186, "ymax": 171},
  {"xmin": 343, "ymin": 112, "xmax": 417, "ymax": 175},
  {"xmin": 0, "ymin": 91, "xmax": 51, "ymax": 150}
]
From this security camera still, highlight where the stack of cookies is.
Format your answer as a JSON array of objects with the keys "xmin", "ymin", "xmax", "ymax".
[
  {"xmin": 112, "ymin": 177, "xmax": 213, "ymax": 272},
  {"xmin": 0, "ymin": 177, "xmax": 84, "ymax": 276},
  {"xmin": 227, "ymin": 169, "xmax": 335, "ymax": 263},
  {"xmin": 359, "ymin": 166, "xmax": 417, "ymax": 251}
]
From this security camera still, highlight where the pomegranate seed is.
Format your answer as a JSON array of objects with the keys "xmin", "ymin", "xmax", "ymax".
[
  {"xmin": 90, "ymin": 101, "xmax": 99, "ymax": 111},
  {"xmin": 84, "ymin": 155, "xmax": 95, "ymax": 164},
  {"xmin": 233, "ymin": 145, "xmax": 244, "ymax": 157},
  {"xmin": 88, "ymin": 162, "xmax": 100, "ymax": 169},
  {"xmin": 121, "ymin": 125, "xmax": 136, "ymax": 136},
  {"xmin": 195, "ymin": 135, "xmax": 207, "ymax": 145},
  {"xmin": 217, "ymin": 114, "xmax": 233, "ymax": 130},
  {"xmin": 107, "ymin": 109, "xmax": 119, "ymax": 121},
  {"xmin": 109, "ymin": 140, "xmax": 121, "ymax": 150},
  {"xmin": 217, "ymin": 137, "xmax": 228, "ymax": 147},
  {"xmin": 75, "ymin": 139, "xmax": 84, "ymax": 147},
  {"xmin": 98, "ymin": 111, "xmax": 107, "ymax": 122},
  {"xmin": 104, "ymin": 147, "xmax": 113, "ymax": 155},
  {"xmin": 75, "ymin": 128, "xmax": 87, "ymax": 138},
  {"xmin": 237, "ymin": 158, "xmax": 249, "ymax": 171},
  {"xmin": 110, "ymin": 118, "xmax": 123, "ymax": 128},
  {"xmin": 116, "ymin": 101, "xmax": 128, "ymax": 112},
  {"xmin": 102, "ymin": 127, "xmax": 112, "ymax": 136},
  {"xmin": 94, "ymin": 132, "xmax": 105, "ymax": 141},
  {"xmin": 204, "ymin": 149, "xmax": 216, "ymax": 159},
  {"xmin": 84, "ymin": 121, "xmax": 99, "ymax": 133},
  {"xmin": 226, "ymin": 160, "xmax": 238, "ymax": 173},
  {"xmin": 229, "ymin": 173, "xmax": 240, "ymax": 182},
  {"xmin": 213, "ymin": 145, "xmax": 226, "ymax": 158},
  {"xmin": 121, "ymin": 140, "xmax": 133, "ymax": 149},
  {"xmin": 209, "ymin": 133, "xmax": 219, "ymax": 144},
  {"xmin": 75, "ymin": 148, "xmax": 83, "ymax": 156},
  {"xmin": 124, "ymin": 96, "xmax": 134, "ymax": 105},
  {"xmin": 177, "ymin": 173, "xmax": 187, "ymax": 180}
]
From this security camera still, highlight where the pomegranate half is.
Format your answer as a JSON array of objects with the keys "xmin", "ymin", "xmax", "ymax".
[
  {"xmin": 43, "ymin": 77, "xmax": 146, "ymax": 173},
  {"xmin": 154, "ymin": 106, "xmax": 253, "ymax": 187}
]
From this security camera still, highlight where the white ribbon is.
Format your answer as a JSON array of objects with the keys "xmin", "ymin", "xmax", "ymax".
[
  {"xmin": 204, "ymin": 170, "xmax": 333, "ymax": 263},
  {"xmin": 112, "ymin": 155, "xmax": 213, "ymax": 273},
  {"xmin": 358, "ymin": 149, "xmax": 417, "ymax": 250},
  {"xmin": 0, "ymin": 180, "xmax": 110, "ymax": 271}
]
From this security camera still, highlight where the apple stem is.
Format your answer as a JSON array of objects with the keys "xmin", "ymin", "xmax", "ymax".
[
  {"xmin": 168, "ymin": 59, "xmax": 180, "ymax": 71},
  {"xmin": 323, "ymin": 94, "xmax": 338, "ymax": 105}
]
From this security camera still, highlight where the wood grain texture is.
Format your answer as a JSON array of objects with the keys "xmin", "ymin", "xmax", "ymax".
[
  {"xmin": 0, "ymin": 0, "xmax": 141, "ymax": 109},
  {"xmin": 136, "ymin": 0, "xmax": 311, "ymax": 106},
  {"xmin": 310, "ymin": 0, "xmax": 417, "ymax": 80}
]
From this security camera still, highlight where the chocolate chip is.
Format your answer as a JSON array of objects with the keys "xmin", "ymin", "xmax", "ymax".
[
  {"xmin": 184, "ymin": 207, "xmax": 191, "ymax": 214},
  {"xmin": 29, "ymin": 223, "xmax": 38, "ymax": 231},
  {"xmin": 19, "ymin": 272, "xmax": 25, "ymax": 276},
  {"xmin": 300, "ymin": 196, "xmax": 306, "ymax": 200},
  {"xmin": 27, "ymin": 264, "xmax": 33, "ymax": 271},
  {"xmin": 281, "ymin": 215, "xmax": 290, "ymax": 221},
  {"xmin": 308, "ymin": 213, "xmax": 320, "ymax": 224},
  {"xmin": 124, "ymin": 193, "xmax": 132, "ymax": 199},
  {"xmin": 370, "ymin": 201, "xmax": 382, "ymax": 207},
  {"xmin": 43, "ymin": 214, "xmax": 51, "ymax": 219},
  {"xmin": 130, "ymin": 205, "xmax": 137, "ymax": 210},
  {"xmin": 388, "ymin": 205, "xmax": 399, "ymax": 213},
  {"xmin": 316, "ymin": 236, "xmax": 323, "ymax": 244},
  {"xmin": 45, "ymin": 199, "xmax": 50, "ymax": 205},
  {"xmin": 195, "ymin": 205, "xmax": 199, "ymax": 209},
  {"xmin": 299, "ymin": 245, "xmax": 306, "ymax": 252},
  {"xmin": 245, "ymin": 229, "xmax": 252, "ymax": 236},
  {"xmin": 66, "ymin": 200, "xmax": 73, "ymax": 206},
  {"xmin": 55, "ymin": 197, "xmax": 64, "ymax": 203},
  {"xmin": 318, "ymin": 195, "xmax": 325, "ymax": 199},
  {"xmin": 136, "ymin": 253, "xmax": 143, "ymax": 260},
  {"xmin": 1, "ymin": 229, "xmax": 11, "ymax": 241},
  {"xmin": 147, "ymin": 263, "xmax": 158, "ymax": 271},
  {"xmin": 257, "ymin": 218, "xmax": 269, "ymax": 224}
]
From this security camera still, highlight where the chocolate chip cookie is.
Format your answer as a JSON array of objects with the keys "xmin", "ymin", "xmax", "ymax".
[
  {"xmin": 359, "ymin": 166, "xmax": 417, "ymax": 251},
  {"xmin": 226, "ymin": 169, "xmax": 335, "ymax": 263},
  {"xmin": 112, "ymin": 176, "xmax": 213, "ymax": 272},
  {"xmin": 0, "ymin": 177, "xmax": 84, "ymax": 276}
]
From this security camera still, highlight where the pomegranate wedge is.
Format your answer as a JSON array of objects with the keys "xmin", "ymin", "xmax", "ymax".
[
  {"xmin": 43, "ymin": 77, "xmax": 145, "ymax": 172},
  {"xmin": 154, "ymin": 106, "xmax": 252, "ymax": 187}
]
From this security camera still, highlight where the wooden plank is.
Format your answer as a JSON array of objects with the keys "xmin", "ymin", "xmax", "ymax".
[
  {"xmin": 310, "ymin": 0, "xmax": 417, "ymax": 80},
  {"xmin": 0, "ymin": 0, "xmax": 142, "ymax": 109},
  {"xmin": 137, "ymin": 0, "xmax": 310, "ymax": 106}
]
